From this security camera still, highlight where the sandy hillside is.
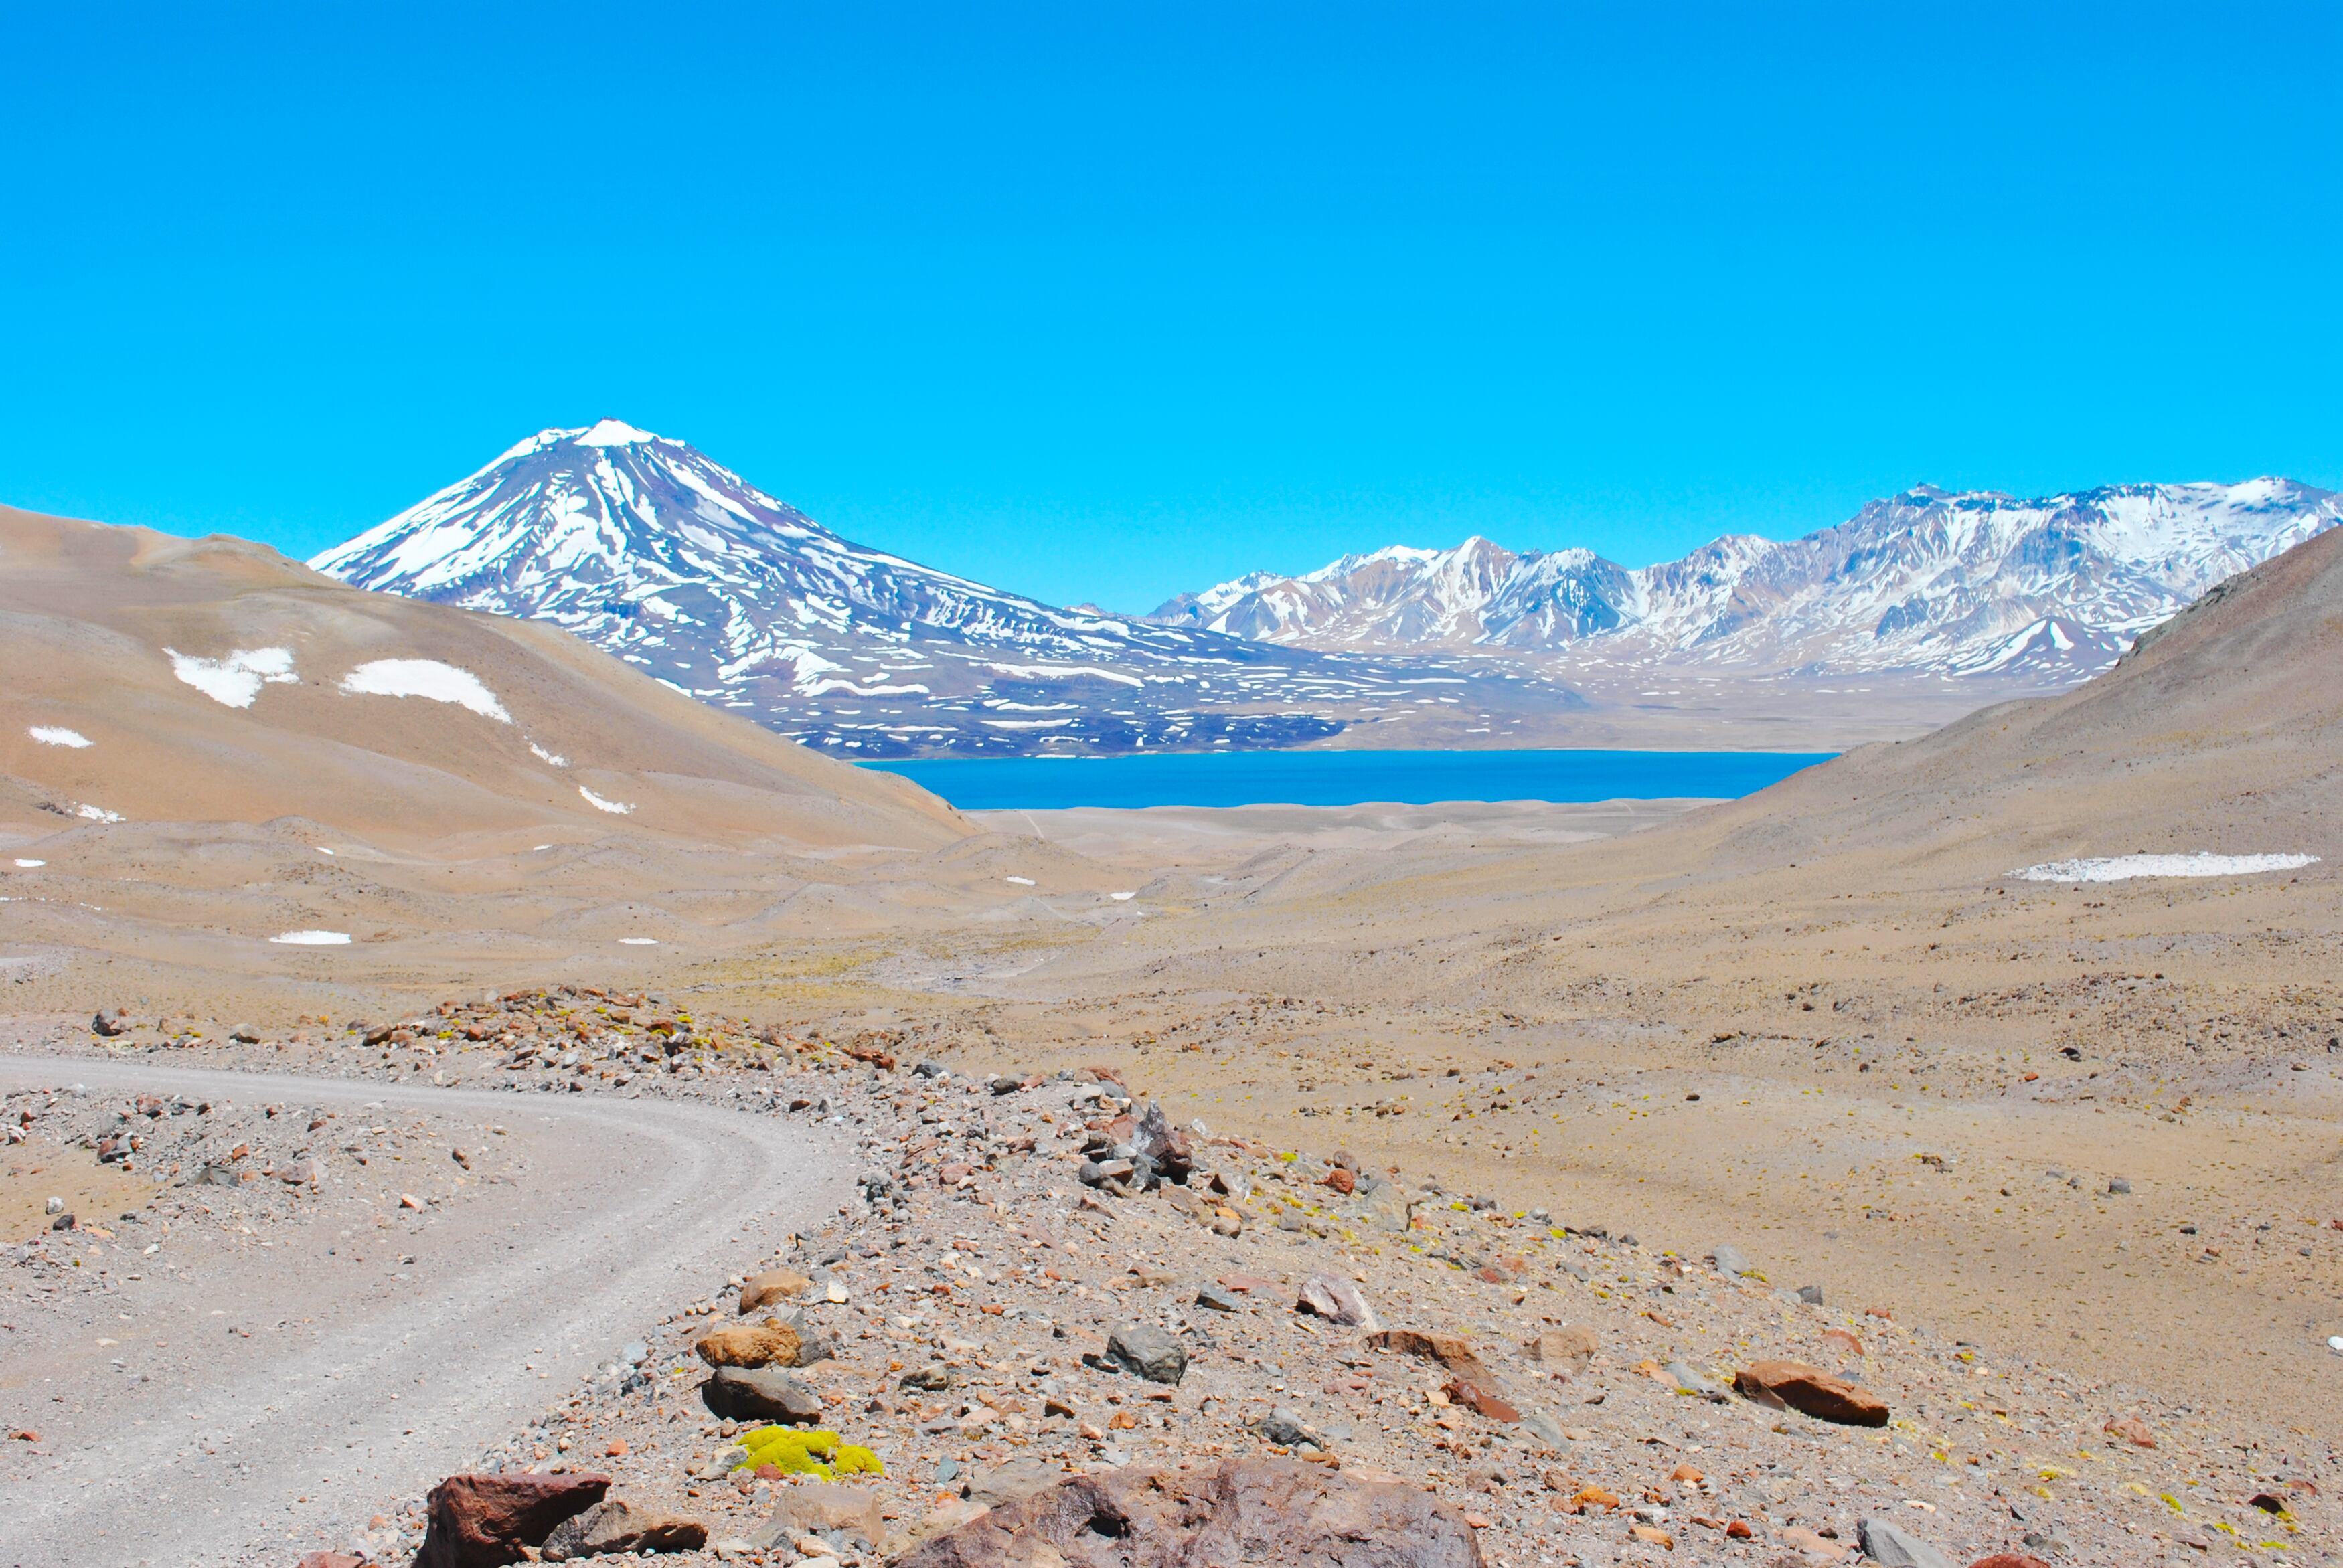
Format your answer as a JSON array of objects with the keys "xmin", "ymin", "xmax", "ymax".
[{"xmin": 0, "ymin": 505, "xmax": 967, "ymax": 852}]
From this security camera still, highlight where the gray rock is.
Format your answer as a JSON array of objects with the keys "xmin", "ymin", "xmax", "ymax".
[
  {"xmin": 1710, "ymin": 1244, "xmax": 1754, "ymax": 1277},
  {"xmin": 1194, "ymin": 1286, "xmax": 1242, "ymax": 1312},
  {"xmin": 542, "ymin": 1497, "xmax": 707, "ymax": 1559},
  {"xmin": 2022, "ymin": 1528, "xmax": 2073, "ymax": 1555},
  {"xmin": 1796, "ymin": 1284, "xmax": 1824, "ymax": 1306},
  {"xmin": 1105, "ymin": 1322, "xmax": 1189, "ymax": 1384},
  {"xmin": 1344, "ymin": 1172, "xmax": 1416, "ymax": 1233},
  {"xmin": 1664, "ymin": 1360, "xmax": 1720, "ymax": 1397},
  {"xmin": 1079, "ymin": 1158, "xmax": 1135, "ymax": 1188},
  {"xmin": 621, "ymin": 1340, "xmax": 649, "ymax": 1367},
  {"xmin": 965, "ymin": 1455, "xmax": 1062, "ymax": 1508},
  {"xmin": 1520, "ymin": 1408, "xmax": 1567, "ymax": 1449},
  {"xmin": 701, "ymin": 1365, "xmax": 824, "ymax": 1425},
  {"xmin": 898, "ymin": 1364, "xmax": 953, "ymax": 1391},
  {"xmin": 2107, "ymin": 1176, "xmax": 2133, "ymax": 1195},
  {"xmin": 913, "ymin": 1059, "xmax": 947, "ymax": 1078},
  {"xmin": 1857, "ymin": 1516, "xmax": 1957, "ymax": 1568},
  {"xmin": 1255, "ymin": 1407, "xmax": 1321, "ymax": 1448},
  {"xmin": 1295, "ymin": 1273, "xmax": 1379, "ymax": 1330}
]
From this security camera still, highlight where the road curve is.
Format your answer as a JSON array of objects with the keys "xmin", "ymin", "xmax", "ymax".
[{"xmin": 1, "ymin": 1057, "xmax": 854, "ymax": 1568}]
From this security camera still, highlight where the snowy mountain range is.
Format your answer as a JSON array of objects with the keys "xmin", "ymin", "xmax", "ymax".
[
  {"xmin": 1151, "ymin": 481, "xmax": 2343, "ymax": 682},
  {"xmin": 311, "ymin": 422, "xmax": 1583, "ymax": 758}
]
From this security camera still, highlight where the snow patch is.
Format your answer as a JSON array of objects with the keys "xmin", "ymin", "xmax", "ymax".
[
  {"xmin": 14, "ymin": 859, "xmax": 44, "ymax": 868},
  {"xmin": 167, "ymin": 646, "xmax": 298, "ymax": 708},
  {"xmin": 578, "ymin": 786, "xmax": 635, "ymax": 814},
  {"xmin": 576, "ymin": 418, "xmax": 658, "ymax": 447},
  {"xmin": 270, "ymin": 930, "xmax": 351, "ymax": 946},
  {"xmin": 528, "ymin": 741, "xmax": 570, "ymax": 767},
  {"xmin": 2011, "ymin": 853, "xmax": 2319, "ymax": 883},
  {"xmin": 618, "ymin": 936, "xmax": 659, "ymax": 945},
  {"xmin": 339, "ymin": 659, "xmax": 512, "ymax": 722},
  {"xmin": 74, "ymin": 804, "xmax": 123, "ymax": 823},
  {"xmin": 1004, "ymin": 875, "xmax": 1036, "ymax": 886},
  {"xmin": 28, "ymin": 725, "xmax": 92, "ymax": 748},
  {"xmin": 1110, "ymin": 891, "xmax": 1136, "ymax": 901}
]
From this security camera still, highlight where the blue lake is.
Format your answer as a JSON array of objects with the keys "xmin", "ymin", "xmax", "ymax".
[{"xmin": 859, "ymin": 748, "xmax": 1836, "ymax": 811}]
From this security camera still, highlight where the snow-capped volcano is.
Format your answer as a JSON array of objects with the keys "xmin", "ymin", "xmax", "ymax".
[
  {"xmin": 311, "ymin": 422, "xmax": 1585, "ymax": 756},
  {"xmin": 1152, "ymin": 479, "xmax": 2343, "ymax": 681}
]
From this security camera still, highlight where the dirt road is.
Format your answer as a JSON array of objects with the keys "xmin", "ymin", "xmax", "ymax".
[{"xmin": 1, "ymin": 1057, "xmax": 852, "ymax": 1568}]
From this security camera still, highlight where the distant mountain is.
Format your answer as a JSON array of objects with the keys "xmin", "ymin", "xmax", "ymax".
[
  {"xmin": 312, "ymin": 422, "xmax": 1585, "ymax": 758},
  {"xmin": 1151, "ymin": 481, "xmax": 2343, "ymax": 681}
]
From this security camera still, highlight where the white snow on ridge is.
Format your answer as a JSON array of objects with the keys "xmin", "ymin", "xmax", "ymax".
[
  {"xmin": 270, "ymin": 930, "xmax": 351, "ymax": 945},
  {"xmin": 167, "ymin": 646, "xmax": 298, "ymax": 708},
  {"xmin": 28, "ymin": 726, "xmax": 91, "ymax": 748},
  {"xmin": 578, "ymin": 786, "xmax": 635, "ymax": 814},
  {"xmin": 528, "ymin": 741, "xmax": 570, "ymax": 767},
  {"xmin": 339, "ymin": 659, "xmax": 512, "ymax": 722},
  {"xmin": 2012, "ymin": 853, "xmax": 2319, "ymax": 883},
  {"xmin": 74, "ymin": 803, "xmax": 123, "ymax": 823}
]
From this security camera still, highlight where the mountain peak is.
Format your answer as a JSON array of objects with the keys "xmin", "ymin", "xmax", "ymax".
[{"xmin": 574, "ymin": 418, "xmax": 662, "ymax": 447}]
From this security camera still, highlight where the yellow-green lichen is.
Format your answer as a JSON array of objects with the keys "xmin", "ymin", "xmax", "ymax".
[{"xmin": 732, "ymin": 1427, "xmax": 885, "ymax": 1479}]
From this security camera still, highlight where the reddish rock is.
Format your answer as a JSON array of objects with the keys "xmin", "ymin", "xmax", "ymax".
[
  {"xmin": 2103, "ymin": 1415, "xmax": 2156, "ymax": 1448},
  {"xmin": 1734, "ymin": 1359, "xmax": 1890, "ymax": 1427},
  {"xmin": 1323, "ymin": 1167, "xmax": 1357, "ymax": 1195},
  {"xmin": 1443, "ymin": 1379, "xmax": 1520, "ymax": 1423},
  {"xmin": 1368, "ymin": 1329, "xmax": 1500, "ymax": 1395},
  {"xmin": 295, "ymin": 1554, "xmax": 368, "ymax": 1568},
  {"xmin": 892, "ymin": 1457, "xmax": 1485, "ymax": 1568},
  {"xmin": 696, "ymin": 1319, "xmax": 803, "ymax": 1368},
  {"xmin": 738, "ymin": 1268, "xmax": 811, "ymax": 1313},
  {"xmin": 1965, "ymin": 1558, "xmax": 2052, "ymax": 1568},
  {"xmin": 414, "ymin": 1472, "xmax": 609, "ymax": 1568},
  {"xmin": 1528, "ymin": 1326, "xmax": 1596, "ymax": 1373}
]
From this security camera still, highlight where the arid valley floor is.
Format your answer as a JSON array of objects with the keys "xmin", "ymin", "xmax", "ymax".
[{"xmin": 5, "ymin": 507, "xmax": 2342, "ymax": 1568}]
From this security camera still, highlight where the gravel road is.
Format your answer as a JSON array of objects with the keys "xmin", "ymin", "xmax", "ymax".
[{"xmin": 1, "ymin": 1057, "xmax": 853, "ymax": 1568}]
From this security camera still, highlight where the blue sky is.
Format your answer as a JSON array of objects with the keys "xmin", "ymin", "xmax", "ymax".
[{"xmin": 2, "ymin": 3, "xmax": 2336, "ymax": 612}]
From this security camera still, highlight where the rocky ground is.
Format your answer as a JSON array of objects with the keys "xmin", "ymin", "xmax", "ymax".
[{"xmin": 11, "ymin": 990, "xmax": 2324, "ymax": 1568}]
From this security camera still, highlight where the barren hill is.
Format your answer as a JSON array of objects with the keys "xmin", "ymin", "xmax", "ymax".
[{"xmin": 0, "ymin": 505, "xmax": 968, "ymax": 851}]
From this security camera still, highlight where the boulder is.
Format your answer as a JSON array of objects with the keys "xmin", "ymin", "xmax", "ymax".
[
  {"xmin": 965, "ymin": 1456, "xmax": 1064, "ymax": 1508},
  {"xmin": 1368, "ymin": 1329, "xmax": 1499, "ymax": 1395},
  {"xmin": 701, "ymin": 1365, "xmax": 825, "ymax": 1425},
  {"xmin": 1344, "ymin": 1173, "xmax": 1416, "ymax": 1233},
  {"xmin": 414, "ymin": 1472, "xmax": 610, "ymax": 1568},
  {"xmin": 1105, "ymin": 1322, "xmax": 1189, "ymax": 1384},
  {"xmin": 1132, "ymin": 1101, "xmax": 1193, "ymax": 1186},
  {"xmin": 738, "ymin": 1268, "xmax": 812, "ymax": 1314},
  {"xmin": 890, "ymin": 1457, "xmax": 1485, "ymax": 1568},
  {"xmin": 696, "ymin": 1319, "xmax": 803, "ymax": 1369},
  {"xmin": 92, "ymin": 1009, "xmax": 129, "ymax": 1037},
  {"xmin": 1710, "ymin": 1244, "xmax": 1755, "ymax": 1278},
  {"xmin": 1528, "ymin": 1326, "xmax": 1596, "ymax": 1373},
  {"xmin": 752, "ymin": 1483, "xmax": 889, "ymax": 1553},
  {"xmin": 541, "ymin": 1498, "xmax": 707, "ymax": 1560},
  {"xmin": 1856, "ymin": 1517, "xmax": 1956, "ymax": 1568},
  {"xmin": 1295, "ymin": 1273, "xmax": 1379, "ymax": 1330},
  {"xmin": 1734, "ymin": 1359, "xmax": 1890, "ymax": 1426}
]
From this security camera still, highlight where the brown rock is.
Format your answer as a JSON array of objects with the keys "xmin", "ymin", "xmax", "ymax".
[
  {"xmin": 738, "ymin": 1268, "xmax": 812, "ymax": 1314},
  {"xmin": 1323, "ymin": 1168, "xmax": 1357, "ymax": 1195},
  {"xmin": 295, "ymin": 1555, "xmax": 368, "ymax": 1568},
  {"xmin": 1443, "ymin": 1379, "xmax": 1520, "ymax": 1423},
  {"xmin": 1777, "ymin": 1524, "xmax": 1848, "ymax": 1561},
  {"xmin": 2103, "ymin": 1415, "xmax": 2156, "ymax": 1448},
  {"xmin": 1368, "ymin": 1329, "xmax": 1496, "ymax": 1389},
  {"xmin": 892, "ymin": 1457, "xmax": 1485, "ymax": 1568},
  {"xmin": 695, "ymin": 1319, "xmax": 803, "ymax": 1369},
  {"xmin": 540, "ymin": 1498, "xmax": 707, "ymax": 1560},
  {"xmin": 1528, "ymin": 1326, "xmax": 1596, "ymax": 1373},
  {"xmin": 1820, "ymin": 1328, "xmax": 1864, "ymax": 1358},
  {"xmin": 414, "ymin": 1472, "xmax": 610, "ymax": 1568},
  {"xmin": 1733, "ymin": 1359, "xmax": 1890, "ymax": 1427},
  {"xmin": 1627, "ymin": 1522, "xmax": 1674, "ymax": 1550},
  {"xmin": 1965, "ymin": 1558, "xmax": 2053, "ymax": 1568}
]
